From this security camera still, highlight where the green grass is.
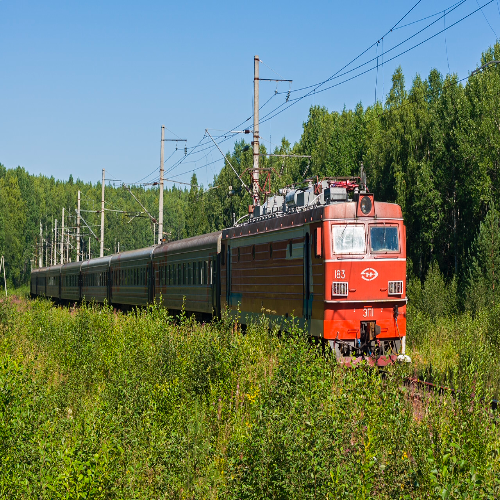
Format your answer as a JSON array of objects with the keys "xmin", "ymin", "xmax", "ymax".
[{"xmin": 0, "ymin": 297, "xmax": 499, "ymax": 499}]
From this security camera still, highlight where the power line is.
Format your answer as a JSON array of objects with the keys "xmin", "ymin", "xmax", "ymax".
[
  {"xmin": 272, "ymin": 0, "xmax": 466, "ymax": 101},
  {"xmin": 132, "ymin": 149, "xmax": 179, "ymax": 185},
  {"xmin": 149, "ymin": 0, "xmax": 489, "ymax": 187},
  {"xmin": 393, "ymin": 0, "xmax": 465, "ymax": 29},
  {"xmin": 162, "ymin": 87, "xmax": 280, "ymax": 178},
  {"xmin": 250, "ymin": 0, "xmax": 465, "ymax": 130},
  {"xmin": 167, "ymin": 158, "xmax": 223, "ymax": 180},
  {"xmin": 174, "ymin": 0, "xmax": 492, "ymax": 185},
  {"xmin": 258, "ymin": 0, "xmax": 494, "ymax": 126},
  {"xmin": 268, "ymin": 0, "xmax": 425, "ymax": 103}
]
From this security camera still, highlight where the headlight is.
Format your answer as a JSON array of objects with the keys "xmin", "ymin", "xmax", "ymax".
[
  {"xmin": 360, "ymin": 196, "xmax": 372, "ymax": 214},
  {"xmin": 332, "ymin": 282, "xmax": 348, "ymax": 297},
  {"xmin": 388, "ymin": 281, "xmax": 403, "ymax": 295}
]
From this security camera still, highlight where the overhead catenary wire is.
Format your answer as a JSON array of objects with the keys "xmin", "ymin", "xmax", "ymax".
[
  {"xmin": 258, "ymin": 0, "xmax": 494, "ymax": 126},
  {"xmin": 132, "ymin": 149, "xmax": 179, "ymax": 185},
  {"xmin": 154, "ymin": 0, "xmax": 489, "ymax": 187},
  {"xmin": 163, "ymin": 86, "xmax": 282, "ymax": 179},
  {"xmin": 393, "ymin": 0, "xmax": 465, "ymax": 29},
  {"xmin": 167, "ymin": 158, "xmax": 224, "ymax": 181},
  {"xmin": 251, "ymin": 0, "xmax": 466, "ymax": 132},
  {"xmin": 267, "ymin": 0, "xmax": 466, "ymax": 101},
  {"xmin": 265, "ymin": 0, "xmax": 426, "ymax": 102},
  {"xmin": 170, "ymin": 3, "xmax": 494, "ymax": 186}
]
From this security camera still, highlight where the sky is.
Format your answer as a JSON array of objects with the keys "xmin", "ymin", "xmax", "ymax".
[{"xmin": 1, "ymin": 0, "xmax": 499, "ymax": 190}]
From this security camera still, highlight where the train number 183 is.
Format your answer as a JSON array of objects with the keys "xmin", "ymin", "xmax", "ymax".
[{"xmin": 335, "ymin": 270, "xmax": 345, "ymax": 279}]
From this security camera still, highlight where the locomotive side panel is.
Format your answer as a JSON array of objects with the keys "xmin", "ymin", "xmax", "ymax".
[{"xmin": 221, "ymin": 223, "xmax": 311, "ymax": 323}]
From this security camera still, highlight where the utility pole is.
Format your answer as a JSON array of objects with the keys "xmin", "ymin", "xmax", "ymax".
[
  {"xmin": 159, "ymin": 129, "xmax": 187, "ymax": 244},
  {"xmin": 39, "ymin": 221, "xmax": 43, "ymax": 268},
  {"xmin": 253, "ymin": 55, "xmax": 260, "ymax": 207},
  {"xmin": 54, "ymin": 219, "xmax": 58, "ymax": 266},
  {"xmin": 100, "ymin": 169, "xmax": 105, "ymax": 257},
  {"xmin": 251, "ymin": 56, "xmax": 292, "ymax": 207},
  {"xmin": 89, "ymin": 237, "xmax": 91, "ymax": 260},
  {"xmin": 45, "ymin": 225, "xmax": 48, "ymax": 267},
  {"xmin": 159, "ymin": 125, "xmax": 164, "ymax": 245},
  {"xmin": 60, "ymin": 208, "xmax": 65, "ymax": 265},
  {"xmin": 77, "ymin": 190, "xmax": 81, "ymax": 262},
  {"xmin": 50, "ymin": 221, "xmax": 52, "ymax": 265}
]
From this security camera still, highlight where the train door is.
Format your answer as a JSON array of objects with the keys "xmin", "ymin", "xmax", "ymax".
[
  {"xmin": 215, "ymin": 253, "xmax": 221, "ymax": 318},
  {"xmin": 107, "ymin": 268, "xmax": 112, "ymax": 304},
  {"xmin": 226, "ymin": 245, "xmax": 231, "ymax": 305},
  {"xmin": 148, "ymin": 261, "xmax": 154, "ymax": 303},
  {"xmin": 303, "ymin": 232, "xmax": 312, "ymax": 320}
]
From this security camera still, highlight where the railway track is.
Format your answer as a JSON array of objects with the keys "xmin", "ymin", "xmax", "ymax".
[{"xmin": 403, "ymin": 376, "xmax": 498, "ymax": 411}]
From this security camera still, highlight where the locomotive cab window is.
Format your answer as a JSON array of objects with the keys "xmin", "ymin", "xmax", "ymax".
[
  {"xmin": 370, "ymin": 225, "xmax": 399, "ymax": 253},
  {"xmin": 332, "ymin": 224, "xmax": 366, "ymax": 254}
]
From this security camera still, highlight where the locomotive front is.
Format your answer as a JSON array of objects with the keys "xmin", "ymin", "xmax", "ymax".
[{"xmin": 322, "ymin": 192, "xmax": 409, "ymax": 365}]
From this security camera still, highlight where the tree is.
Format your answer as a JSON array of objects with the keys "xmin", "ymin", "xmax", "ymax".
[{"xmin": 0, "ymin": 173, "xmax": 27, "ymax": 286}]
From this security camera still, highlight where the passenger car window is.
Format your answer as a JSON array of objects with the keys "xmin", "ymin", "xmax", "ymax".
[
  {"xmin": 370, "ymin": 225, "xmax": 399, "ymax": 253},
  {"xmin": 332, "ymin": 225, "xmax": 366, "ymax": 254}
]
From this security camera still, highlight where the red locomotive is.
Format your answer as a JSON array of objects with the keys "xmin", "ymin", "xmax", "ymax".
[{"xmin": 31, "ymin": 176, "xmax": 409, "ymax": 365}]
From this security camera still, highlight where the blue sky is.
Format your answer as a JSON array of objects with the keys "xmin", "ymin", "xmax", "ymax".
[{"xmin": 1, "ymin": 0, "xmax": 499, "ymax": 189}]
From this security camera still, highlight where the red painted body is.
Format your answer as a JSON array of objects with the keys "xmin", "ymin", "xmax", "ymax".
[
  {"xmin": 221, "ymin": 195, "xmax": 407, "ymax": 355},
  {"xmin": 322, "ymin": 201, "xmax": 406, "ymax": 343}
]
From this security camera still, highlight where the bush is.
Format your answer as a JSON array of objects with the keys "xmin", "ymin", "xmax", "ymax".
[{"xmin": 0, "ymin": 297, "xmax": 499, "ymax": 498}]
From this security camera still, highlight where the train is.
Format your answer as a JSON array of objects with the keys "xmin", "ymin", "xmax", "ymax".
[{"xmin": 30, "ymin": 176, "xmax": 410, "ymax": 365}]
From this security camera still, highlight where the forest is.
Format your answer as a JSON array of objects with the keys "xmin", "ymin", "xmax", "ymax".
[
  {"xmin": 2, "ymin": 42, "xmax": 500, "ymax": 307},
  {"xmin": 3, "ymin": 41, "xmax": 500, "ymax": 499}
]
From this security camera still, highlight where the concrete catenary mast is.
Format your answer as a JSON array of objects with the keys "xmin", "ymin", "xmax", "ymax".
[
  {"xmin": 100, "ymin": 169, "xmax": 105, "ymax": 257},
  {"xmin": 77, "ymin": 190, "xmax": 81, "ymax": 262},
  {"xmin": 60, "ymin": 208, "xmax": 65, "ymax": 264},
  {"xmin": 253, "ymin": 55, "xmax": 260, "ymax": 207},
  {"xmin": 158, "ymin": 125, "xmax": 164, "ymax": 245}
]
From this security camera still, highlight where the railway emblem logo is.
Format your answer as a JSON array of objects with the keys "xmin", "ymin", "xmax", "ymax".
[{"xmin": 361, "ymin": 268, "xmax": 378, "ymax": 281}]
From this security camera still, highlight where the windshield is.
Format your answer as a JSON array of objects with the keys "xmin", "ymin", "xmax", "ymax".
[
  {"xmin": 332, "ymin": 225, "xmax": 365, "ymax": 254},
  {"xmin": 370, "ymin": 225, "xmax": 399, "ymax": 252}
]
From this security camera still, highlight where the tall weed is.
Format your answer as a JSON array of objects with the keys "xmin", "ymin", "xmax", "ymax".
[{"xmin": 0, "ymin": 297, "xmax": 499, "ymax": 498}]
